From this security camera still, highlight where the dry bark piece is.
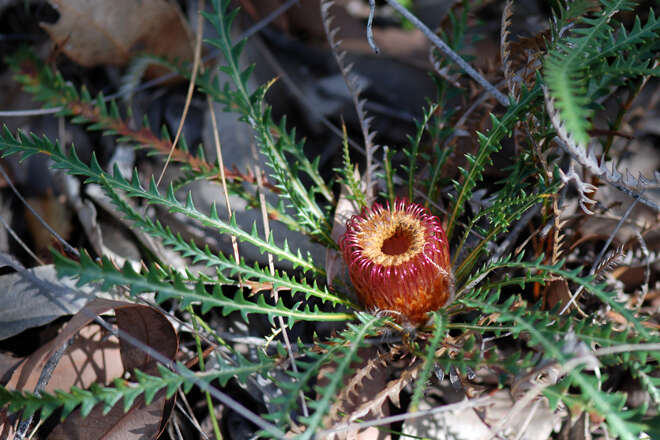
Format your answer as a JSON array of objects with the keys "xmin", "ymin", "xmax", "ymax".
[{"xmin": 41, "ymin": 0, "xmax": 193, "ymax": 69}]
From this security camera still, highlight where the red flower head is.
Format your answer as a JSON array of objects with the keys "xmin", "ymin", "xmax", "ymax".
[{"xmin": 340, "ymin": 199, "xmax": 453, "ymax": 326}]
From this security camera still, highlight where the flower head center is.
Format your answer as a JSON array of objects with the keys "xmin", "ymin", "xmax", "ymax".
[
  {"xmin": 381, "ymin": 226, "xmax": 413, "ymax": 256},
  {"xmin": 358, "ymin": 211, "xmax": 425, "ymax": 266}
]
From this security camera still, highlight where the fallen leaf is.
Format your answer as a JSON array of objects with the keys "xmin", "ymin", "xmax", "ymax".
[
  {"xmin": 115, "ymin": 305, "xmax": 178, "ymax": 375},
  {"xmin": 403, "ymin": 390, "xmax": 564, "ymax": 440},
  {"xmin": 0, "ymin": 353, "xmax": 22, "ymax": 386},
  {"xmin": 544, "ymin": 278, "xmax": 572, "ymax": 311},
  {"xmin": 2, "ymin": 298, "xmax": 178, "ymax": 440},
  {"xmin": 41, "ymin": 0, "xmax": 193, "ymax": 69},
  {"xmin": 319, "ymin": 347, "xmax": 392, "ymax": 440},
  {"xmin": 0, "ymin": 253, "xmax": 96, "ymax": 341},
  {"xmin": 24, "ymin": 191, "xmax": 73, "ymax": 260}
]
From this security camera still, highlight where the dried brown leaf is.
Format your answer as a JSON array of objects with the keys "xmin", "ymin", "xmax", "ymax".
[
  {"xmin": 319, "ymin": 347, "xmax": 395, "ymax": 440},
  {"xmin": 325, "ymin": 349, "xmax": 395, "ymax": 427},
  {"xmin": 2, "ymin": 298, "xmax": 178, "ymax": 439},
  {"xmin": 41, "ymin": 0, "xmax": 193, "ymax": 69},
  {"xmin": 345, "ymin": 360, "xmax": 422, "ymax": 425},
  {"xmin": 544, "ymin": 278, "xmax": 573, "ymax": 312},
  {"xmin": 24, "ymin": 192, "xmax": 73, "ymax": 260},
  {"xmin": 500, "ymin": 0, "xmax": 516, "ymax": 97}
]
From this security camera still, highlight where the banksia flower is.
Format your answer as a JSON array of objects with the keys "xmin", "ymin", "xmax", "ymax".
[{"xmin": 340, "ymin": 200, "xmax": 453, "ymax": 325}]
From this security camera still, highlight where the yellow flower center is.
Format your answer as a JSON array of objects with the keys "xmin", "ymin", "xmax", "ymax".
[{"xmin": 357, "ymin": 210, "xmax": 426, "ymax": 266}]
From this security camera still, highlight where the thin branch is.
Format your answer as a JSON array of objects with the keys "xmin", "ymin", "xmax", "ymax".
[
  {"xmin": 367, "ymin": 0, "xmax": 380, "ymax": 53},
  {"xmin": 382, "ymin": 0, "xmax": 509, "ymax": 106},
  {"xmin": 14, "ymin": 338, "xmax": 73, "ymax": 439},
  {"xmin": 241, "ymin": 0, "xmax": 300, "ymax": 41},
  {"xmin": 0, "ymin": 108, "xmax": 62, "ymax": 117},
  {"xmin": 0, "ymin": 212, "xmax": 44, "ymax": 265},
  {"xmin": 175, "ymin": 390, "xmax": 211, "ymax": 440},
  {"xmin": 207, "ymin": 91, "xmax": 241, "ymax": 267}
]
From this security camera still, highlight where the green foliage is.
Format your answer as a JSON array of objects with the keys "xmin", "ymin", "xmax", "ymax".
[
  {"xmin": 460, "ymin": 293, "xmax": 655, "ymax": 440},
  {"xmin": 280, "ymin": 313, "xmax": 386, "ymax": 438},
  {"xmin": 96, "ymin": 184, "xmax": 353, "ymax": 308},
  {"xmin": 336, "ymin": 124, "xmax": 368, "ymax": 209},
  {"xmin": 0, "ymin": 127, "xmax": 322, "ymax": 274},
  {"xmin": 0, "ymin": 356, "xmax": 276, "ymax": 422},
  {"xmin": 203, "ymin": 0, "xmax": 334, "ymax": 246},
  {"xmin": 543, "ymin": 0, "xmax": 660, "ymax": 147},
  {"xmin": 54, "ymin": 251, "xmax": 352, "ymax": 325},
  {"xmin": 0, "ymin": 0, "xmax": 658, "ymax": 438},
  {"xmin": 460, "ymin": 254, "xmax": 651, "ymax": 337},
  {"xmin": 5, "ymin": 49, "xmax": 307, "ymax": 234},
  {"xmin": 382, "ymin": 146, "xmax": 396, "ymax": 206},
  {"xmin": 402, "ymin": 103, "xmax": 438, "ymax": 201},
  {"xmin": 409, "ymin": 311, "xmax": 447, "ymax": 411},
  {"xmin": 445, "ymin": 84, "xmax": 542, "ymax": 241},
  {"xmin": 452, "ymin": 183, "xmax": 558, "ymax": 281}
]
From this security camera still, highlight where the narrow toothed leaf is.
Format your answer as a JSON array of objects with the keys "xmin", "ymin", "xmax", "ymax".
[
  {"xmin": 184, "ymin": 190, "xmax": 195, "ymax": 210},
  {"xmin": 209, "ymin": 201, "xmax": 220, "ymax": 221}
]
